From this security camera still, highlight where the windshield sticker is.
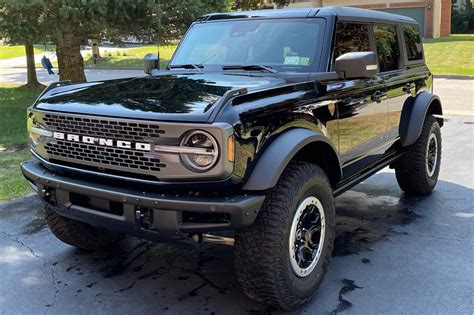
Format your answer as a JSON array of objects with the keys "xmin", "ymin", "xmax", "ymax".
[
  {"xmin": 299, "ymin": 57, "xmax": 310, "ymax": 65},
  {"xmin": 284, "ymin": 56, "xmax": 301, "ymax": 65},
  {"xmin": 284, "ymin": 56, "xmax": 310, "ymax": 66}
]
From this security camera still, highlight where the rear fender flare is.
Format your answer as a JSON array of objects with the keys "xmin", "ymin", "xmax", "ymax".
[{"xmin": 399, "ymin": 92, "xmax": 443, "ymax": 147}]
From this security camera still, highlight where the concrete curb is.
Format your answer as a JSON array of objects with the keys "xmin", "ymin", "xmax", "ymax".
[
  {"xmin": 443, "ymin": 110, "xmax": 474, "ymax": 117},
  {"xmin": 433, "ymin": 74, "xmax": 474, "ymax": 80}
]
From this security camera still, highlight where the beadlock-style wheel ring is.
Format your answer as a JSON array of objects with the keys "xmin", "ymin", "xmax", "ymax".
[
  {"xmin": 425, "ymin": 132, "xmax": 438, "ymax": 177},
  {"xmin": 289, "ymin": 196, "xmax": 326, "ymax": 278}
]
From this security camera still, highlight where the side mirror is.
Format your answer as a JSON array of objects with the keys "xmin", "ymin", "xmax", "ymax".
[
  {"xmin": 144, "ymin": 53, "xmax": 159, "ymax": 75},
  {"xmin": 335, "ymin": 51, "xmax": 378, "ymax": 79}
]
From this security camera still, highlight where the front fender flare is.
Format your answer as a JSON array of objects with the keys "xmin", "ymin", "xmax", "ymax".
[
  {"xmin": 399, "ymin": 92, "xmax": 443, "ymax": 147},
  {"xmin": 242, "ymin": 128, "xmax": 341, "ymax": 191}
]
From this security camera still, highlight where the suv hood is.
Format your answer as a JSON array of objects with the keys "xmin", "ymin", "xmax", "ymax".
[{"xmin": 34, "ymin": 73, "xmax": 288, "ymax": 122}]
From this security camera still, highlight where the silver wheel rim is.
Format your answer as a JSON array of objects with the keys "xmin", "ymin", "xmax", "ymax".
[
  {"xmin": 289, "ymin": 196, "xmax": 325, "ymax": 278},
  {"xmin": 425, "ymin": 133, "xmax": 438, "ymax": 177}
]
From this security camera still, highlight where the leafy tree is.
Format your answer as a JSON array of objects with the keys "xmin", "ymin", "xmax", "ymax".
[
  {"xmin": 0, "ymin": 0, "xmax": 47, "ymax": 88},
  {"xmin": 452, "ymin": 4, "xmax": 474, "ymax": 33},
  {"xmin": 40, "ymin": 0, "xmax": 230, "ymax": 83},
  {"xmin": 233, "ymin": 0, "xmax": 291, "ymax": 10},
  {"xmin": 41, "ymin": 1, "xmax": 164, "ymax": 83}
]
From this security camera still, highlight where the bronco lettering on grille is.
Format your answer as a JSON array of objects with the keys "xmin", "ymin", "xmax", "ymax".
[{"xmin": 52, "ymin": 132, "xmax": 151, "ymax": 151}]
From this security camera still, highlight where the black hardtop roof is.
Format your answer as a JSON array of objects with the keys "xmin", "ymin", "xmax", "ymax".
[{"xmin": 197, "ymin": 6, "xmax": 417, "ymax": 25}]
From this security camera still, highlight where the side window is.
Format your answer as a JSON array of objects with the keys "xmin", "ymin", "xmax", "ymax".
[
  {"xmin": 374, "ymin": 24, "xmax": 401, "ymax": 72},
  {"xmin": 333, "ymin": 23, "xmax": 370, "ymax": 61},
  {"xmin": 403, "ymin": 25, "xmax": 423, "ymax": 61}
]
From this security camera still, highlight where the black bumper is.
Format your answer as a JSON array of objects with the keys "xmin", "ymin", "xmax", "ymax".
[{"xmin": 21, "ymin": 159, "xmax": 265, "ymax": 241}]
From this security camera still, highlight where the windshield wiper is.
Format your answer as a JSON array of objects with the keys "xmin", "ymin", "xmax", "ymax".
[
  {"xmin": 222, "ymin": 65, "xmax": 277, "ymax": 73},
  {"xmin": 169, "ymin": 64, "xmax": 204, "ymax": 71}
]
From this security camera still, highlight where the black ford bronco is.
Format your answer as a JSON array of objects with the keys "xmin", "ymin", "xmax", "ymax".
[{"xmin": 22, "ymin": 7, "xmax": 443, "ymax": 310}]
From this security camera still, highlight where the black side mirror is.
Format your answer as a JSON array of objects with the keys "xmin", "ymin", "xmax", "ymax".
[
  {"xmin": 144, "ymin": 53, "xmax": 159, "ymax": 75},
  {"xmin": 335, "ymin": 51, "xmax": 378, "ymax": 79}
]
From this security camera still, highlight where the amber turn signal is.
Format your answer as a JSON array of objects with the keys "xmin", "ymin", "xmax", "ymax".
[{"xmin": 228, "ymin": 135, "xmax": 234, "ymax": 162}]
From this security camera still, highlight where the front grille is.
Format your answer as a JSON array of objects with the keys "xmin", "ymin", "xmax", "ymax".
[
  {"xmin": 45, "ymin": 140, "xmax": 165, "ymax": 172},
  {"xmin": 40, "ymin": 113, "xmax": 168, "ymax": 178},
  {"xmin": 42, "ymin": 114, "xmax": 165, "ymax": 142}
]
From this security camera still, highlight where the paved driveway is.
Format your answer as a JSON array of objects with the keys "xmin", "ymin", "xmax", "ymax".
[{"xmin": 0, "ymin": 116, "xmax": 473, "ymax": 314}]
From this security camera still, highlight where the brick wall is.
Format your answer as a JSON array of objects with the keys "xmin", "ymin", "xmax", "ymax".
[
  {"xmin": 425, "ymin": 4, "xmax": 434, "ymax": 38},
  {"xmin": 440, "ymin": 0, "xmax": 451, "ymax": 36}
]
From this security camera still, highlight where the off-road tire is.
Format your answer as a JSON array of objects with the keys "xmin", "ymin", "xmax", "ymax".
[
  {"xmin": 234, "ymin": 161, "xmax": 335, "ymax": 311},
  {"xmin": 395, "ymin": 115, "xmax": 441, "ymax": 195},
  {"xmin": 45, "ymin": 206, "xmax": 124, "ymax": 251}
]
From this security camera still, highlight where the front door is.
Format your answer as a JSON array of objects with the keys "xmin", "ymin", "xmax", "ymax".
[{"xmin": 330, "ymin": 22, "xmax": 389, "ymax": 176}]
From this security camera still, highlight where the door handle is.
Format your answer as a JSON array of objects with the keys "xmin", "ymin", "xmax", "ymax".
[
  {"xmin": 371, "ymin": 90, "xmax": 387, "ymax": 103},
  {"xmin": 403, "ymin": 83, "xmax": 415, "ymax": 93}
]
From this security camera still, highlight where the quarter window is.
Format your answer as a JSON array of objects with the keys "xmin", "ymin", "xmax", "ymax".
[
  {"xmin": 403, "ymin": 25, "xmax": 423, "ymax": 61},
  {"xmin": 374, "ymin": 24, "xmax": 401, "ymax": 72},
  {"xmin": 333, "ymin": 23, "xmax": 370, "ymax": 61}
]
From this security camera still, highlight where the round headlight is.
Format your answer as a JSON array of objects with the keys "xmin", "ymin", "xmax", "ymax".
[{"xmin": 180, "ymin": 130, "xmax": 219, "ymax": 172}]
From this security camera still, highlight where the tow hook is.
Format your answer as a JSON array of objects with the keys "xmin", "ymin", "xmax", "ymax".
[
  {"xmin": 42, "ymin": 187, "xmax": 56, "ymax": 205},
  {"xmin": 135, "ymin": 207, "xmax": 152, "ymax": 230}
]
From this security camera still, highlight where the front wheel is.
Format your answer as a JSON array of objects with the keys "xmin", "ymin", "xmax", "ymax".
[
  {"xmin": 394, "ymin": 115, "xmax": 442, "ymax": 195},
  {"xmin": 45, "ymin": 206, "xmax": 124, "ymax": 251},
  {"xmin": 234, "ymin": 161, "xmax": 335, "ymax": 310}
]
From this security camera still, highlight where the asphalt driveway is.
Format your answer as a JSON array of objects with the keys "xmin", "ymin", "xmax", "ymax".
[{"xmin": 0, "ymin": 116, "xmax": 473, "ymax": 314}]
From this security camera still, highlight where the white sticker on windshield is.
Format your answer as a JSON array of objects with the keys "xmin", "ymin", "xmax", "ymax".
[{"xmin": 284, "ymin": 56, "xmax": 300, "ymax": 65}]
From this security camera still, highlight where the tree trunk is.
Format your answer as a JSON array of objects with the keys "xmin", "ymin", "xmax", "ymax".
[
  {"xmin": 56, "ymin": 23, "xmax": 87, "ymax": 83},
  {"xmin": 23, "ymin": 41, "xmax": 44, "ymax": 88}
]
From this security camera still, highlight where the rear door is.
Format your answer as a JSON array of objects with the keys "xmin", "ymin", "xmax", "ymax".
[{"xmin": 374, "ymin": 23, "xmax": 411, "ymax": 143}]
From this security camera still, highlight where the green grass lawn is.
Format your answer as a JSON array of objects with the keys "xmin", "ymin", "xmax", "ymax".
[
  {"xmin": 0, "ymin": 148, "xmax": 33, "ymax": 200},
  {"xmin": 0, "ymin": 85, "xmax": 43, "ymax": 147},
  {"xmin": 0, "ymin": 44, "xmax": 55, "ymax": 60},
  {"xmin": 0, "ymin": 84, "xmax": 43, "ymax": 200},
  {"xmin": 84, "ymin": 45, "xmax": 177, "ymax": 69},
  {"xmin": 423, "ymin": 34, "xmax": 474, "ymax": 76}
]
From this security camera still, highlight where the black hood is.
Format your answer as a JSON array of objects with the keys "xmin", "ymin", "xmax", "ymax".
[{"xmin": 34, "ymin": 73, "xmax": 288, "ymax": 122}]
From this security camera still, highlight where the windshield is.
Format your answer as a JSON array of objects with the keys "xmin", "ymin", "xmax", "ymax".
[{"xmin": 170, "ymin": 18, "xmax": 325, "ymax": 73}]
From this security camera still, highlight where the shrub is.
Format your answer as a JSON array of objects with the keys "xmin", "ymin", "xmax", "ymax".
[{"xmin": 452, "ymin": 7, "xmax": 474, "ymax": 33}]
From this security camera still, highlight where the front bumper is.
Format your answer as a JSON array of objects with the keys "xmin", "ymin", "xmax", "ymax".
[{"xmin": 21, "ymin": 159, "xmax": 265, "ymax": 242}]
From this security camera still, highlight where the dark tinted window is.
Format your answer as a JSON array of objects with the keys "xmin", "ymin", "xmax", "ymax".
[
  {"xmin": 403, "ymin": 25, "xmax": 423, "ymax": 61},
  {"xmin": 333, "ymin": 23, "xmax": 370, "ymax": 61},
  {"xmin": 374, "ymin": 24, "xmax": 400, "ymax": 72}
]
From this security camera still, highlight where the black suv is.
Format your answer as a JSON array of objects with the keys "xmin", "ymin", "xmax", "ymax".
[{"xmin": 22, "ymin": 7, "xmax": 443, "ymax": 310}]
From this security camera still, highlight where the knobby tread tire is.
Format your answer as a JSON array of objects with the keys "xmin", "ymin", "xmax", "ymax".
[
  {"xmin": 45, "ymin": 206, "xmax": 124, "ymax": 251},
  {"xmin": 234, "ymin": 161, "xmax": 335, "ymax": 310},
  {"xmin": 395, "ymin": 115, "xmax": 441, "ymax": 196}
]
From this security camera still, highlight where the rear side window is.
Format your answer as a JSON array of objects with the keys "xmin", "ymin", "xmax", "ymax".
[
  {"xmin": 333, "ymin": 23, "xmax": 370, "ymax": 61},
  {"xmin": 374, "ymin": 24, "xmax": 400, "ymax": 72},
  {"xmin": 403, "ymin": 25, "xmax": 423, "ymax": 61}
]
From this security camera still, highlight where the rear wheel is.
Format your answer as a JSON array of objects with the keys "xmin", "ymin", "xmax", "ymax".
[
  {"xmin": 45, "ymin": 206, "xmax": 124, "ymax": 251},
  {"xmin": 234, "ymin": 161, "xmax": 335, "ymax": 310},
  {"xmin": 395, "ymin": 115, "xmax": 441, "ymax": 195}
]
